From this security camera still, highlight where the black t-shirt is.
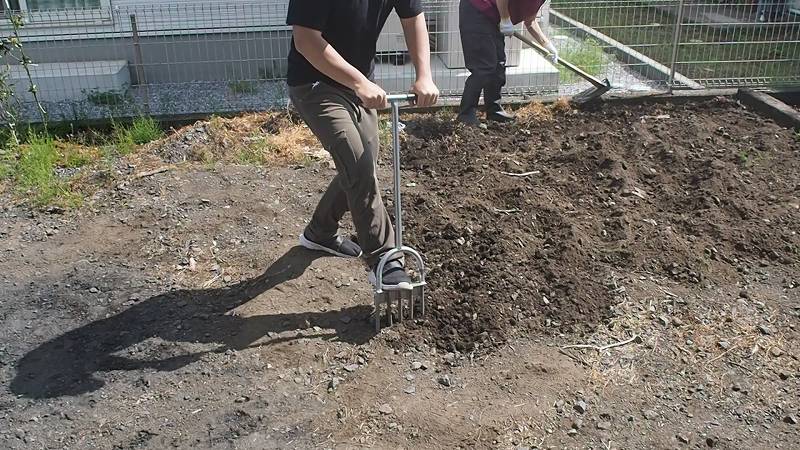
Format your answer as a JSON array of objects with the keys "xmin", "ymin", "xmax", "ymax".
[{"xmin": 286, "ymin": 0, "xmax": 422, "ymax": 88}]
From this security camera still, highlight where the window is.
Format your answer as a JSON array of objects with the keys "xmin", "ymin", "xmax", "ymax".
[
  {"xmin": 1, "ymin": 1, "xmax": 22, "ymax": 14},
  {"xmin": 26, "ymin": 1, "xmax": 101, "ymax": 11},
  {"xmin": 2, "ymin": 0, "xmax": 110, "ymax": 24}
]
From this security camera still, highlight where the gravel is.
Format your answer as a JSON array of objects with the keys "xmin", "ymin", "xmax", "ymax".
[{"xmin": 16, "ymin": 80, "xmax": 289, "ymax": 123}]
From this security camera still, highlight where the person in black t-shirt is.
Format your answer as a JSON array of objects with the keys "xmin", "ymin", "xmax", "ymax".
[{"xmin": 287, "ymin": 1, "xmax": 439, "ymax": 289}]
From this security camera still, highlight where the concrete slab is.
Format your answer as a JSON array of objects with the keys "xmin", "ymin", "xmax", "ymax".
[{"xmin": 9, "ymin": 60, "xmax": 130, "ymax": 103}]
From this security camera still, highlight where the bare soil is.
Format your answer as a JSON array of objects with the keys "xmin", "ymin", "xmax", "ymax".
[{"xmin": 1, "ymin": 97, "xmax": 798, "ymax": 449}]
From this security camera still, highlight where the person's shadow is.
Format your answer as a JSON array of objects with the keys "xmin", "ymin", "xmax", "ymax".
[{"xmin": 10, "ymin": 246, "xmax": 376, "ymax": 399}]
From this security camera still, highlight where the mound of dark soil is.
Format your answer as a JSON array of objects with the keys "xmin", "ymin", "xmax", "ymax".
[{"xmin": 399, "ymin": 98, "xmax": 799, "ymax": 352}]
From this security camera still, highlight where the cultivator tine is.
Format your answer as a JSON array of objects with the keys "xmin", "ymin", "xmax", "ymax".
[
  {"xmin": 400, "ymin": 291, "xmax": 414, "ymax": 320},
  {"xmin": 387, "ymin": 291, "xmax": 395, "ymax": 326},
  {"xmin": 374, "ymin": 291, "xmax": 387, "ymax": 333},
  {"xmin": 409, "ymin": 290, "xmax": 415, "ymax": 320},
  {"xmin": 414, "ymin": 285, "xmax": 425, "ymax": 316}
]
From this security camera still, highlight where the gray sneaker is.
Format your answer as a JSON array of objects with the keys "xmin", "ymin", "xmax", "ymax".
[
  {"xmin": 299, "ymin": 233, "xmax": 362, "ymax": 258},
  {"xmin": 368, "ymin": 260, "xmax": 412, "ymax": 290}
]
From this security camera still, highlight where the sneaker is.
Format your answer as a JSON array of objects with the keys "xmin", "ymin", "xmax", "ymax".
[
  {"xmin": 486, "ymin": 110, "xmax": 515, "ymax": 123},
  {"xmin": 368, "ymin": 259, "xmax": 412, "ymax": 290},
  {"xmin": 299, "ymin": 232, "xmax": 362, "ymax": 258}
]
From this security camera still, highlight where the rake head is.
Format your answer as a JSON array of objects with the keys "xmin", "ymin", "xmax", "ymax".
[
  {"xmin": 571, "ymin": 78, "xmax": 612, "ymax": 104},
  {"xmin": 372, "ymin": 247, "xmax": 426, "ymax": 332},
  {"xmin": 373, "ymin": 284, "xmax": 426, "ymax": 331}
]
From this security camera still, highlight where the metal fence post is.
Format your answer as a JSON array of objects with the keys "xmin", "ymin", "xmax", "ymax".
[
  {"xmin": 668, "ymin": 0, "xmax": 687, "ymax": 93},
  {"xmin": 130, "ymin": 13, "xmax": 150, "ymax": 114}
]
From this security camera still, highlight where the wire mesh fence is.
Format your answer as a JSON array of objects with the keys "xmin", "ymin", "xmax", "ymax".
[{"xmin": 1, "ymin": 0, "xmax": 799, "ymax": 123}]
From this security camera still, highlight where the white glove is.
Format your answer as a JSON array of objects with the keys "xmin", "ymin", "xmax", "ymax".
[
  {"xmin": 545, "ymin": 42, "xmax": 559, "ymax": 64},
  {"xmin": 499, "ymin": 18, "xmax": 515, "ymax": 36}
]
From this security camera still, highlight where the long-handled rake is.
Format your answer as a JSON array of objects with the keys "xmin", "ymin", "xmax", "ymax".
[
  {"xmin": 513, "ymin": 31, "xmax": 611, "ymax": 104},
  {"xmin": 373, "ymin": 93, "xmax": 427, "ymax": 332}
]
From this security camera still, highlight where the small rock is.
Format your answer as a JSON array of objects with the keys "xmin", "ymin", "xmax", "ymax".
[
  {"xmin": 571, "ymin": 419, "xmax": 583, "ymax": 430},
  {"xmin": 89, "ymin": 287, "xmax": 99, "ymax": 294},
  {"xmin": 739, "ymin": 289, "xmax": 750, "ymax": 299},
  {"xmin": 343, "ymin": 364, "xmax": 359, "ymax": 373},
  {"xmin": 234, "ymin": 396, "xmax": 249, "ymax": 403},
  {"xmin": 770, "ymin": 347, "xmax": 783, "ymax": 357},
  {"xmin": 596, "ymin": 421, "xmax": 611, "ymax": 430},
  {"xmin": 404, "ymin": 386, "xmax": 416, "ymax": 395},
  {"xmin": 223, "ymin": 275, "xmax": 232, "ymax": 283},
  {"xmin": 328, "ymin": 377, "xmax": 341, "ymax": 391},
  {"xmin": 405, "ymin": 374, "xmax": 415, "ymax": 381},
  {"xmin": 677, "ymin": 433, "xmax": 691, "ymax": 444},
  {"xmin": 706, "ymin": 437, "xmax": 717, "ymax": 447},
  {"xmin": 410, "ymin": 361, "xmax": 423, "ymax": 370},
  {"xmin": 554, "ymin": 399, "xmax": 566, "ymax": 413},
  {"xmin": 718, "ymin": 341, "xmax": 731, "ymax": 350},
  {"xmin": 378, "ymin": 404, "xmax": 393, "ymax": 415},
  {"xmin": 573, "ymin": 400, "xmax": 587, "ymax": 414},
  {"xmin": 421, "ymin": 361, "xmax": 432, "ymax": 370},
  {"xmin": 672, "ymin": 317, "xmax": 683, "ymax": 326},
  {"xmin": 566, "ymin": 429, "xmax": 578, "ymax": 436},
  {"xmin": 784, "ymin": 415, "xmax": 798, "ymax": 425},
  {"xmin": 732, "ymin": 382, "xmax": 743, "ymax": 392},
  {"xmin": 778, "ymin": 371, "xmax": 790, "ymax": 381},
  {"xmin": 758, "ymin": 324, "xmax": 772, "ymax": 335},
  {"xmin": 438, "ymin": 375, "xmax": 452, "ymax": 387},
  {"xmin": 643, "ymin": 409, "xmax": 658, "ymax": 420}
]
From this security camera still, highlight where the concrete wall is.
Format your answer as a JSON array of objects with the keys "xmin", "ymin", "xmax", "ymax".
[{"xmin": 16, "ymin": 30, "xmax": 291, "ymax": 86}]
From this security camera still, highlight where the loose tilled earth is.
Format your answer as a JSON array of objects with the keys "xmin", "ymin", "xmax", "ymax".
[{"xmin": 1, "ymin": 97, "xmax": 799, "ymax": 449}]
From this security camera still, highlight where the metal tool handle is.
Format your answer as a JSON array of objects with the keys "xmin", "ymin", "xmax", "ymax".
[
  {"xmin": 387, "ymin": 93, "xmax": 417, "ymax": 103},
  {"xmin": 513, "ymin": 31, "xmax": 607, "ymax": 89}
]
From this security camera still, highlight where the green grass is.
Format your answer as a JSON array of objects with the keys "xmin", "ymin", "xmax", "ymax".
[
  {"xmin": 557, "ymin": 38, "xmax": 607, "ymax": 82},
  {"xmin": 550, "ymin": 1, "xmax": 800, "ymax": 84},
  {"xmin": 87, "ymin": 89, "xmax": 130, "ymax": 107},
  {"xmin": 236, "ymin": 135, "xmax": 274, "ymax": 165},
  {"xmin": 1, "ymin": 116, "xmax": 164, "ymax": 208},
  {"xmin": 10, "ymin": 134, "xmax": 81, "ymax": 206},
  {"xmin": 228, "ymin": 80, "xmax": 259, "ymax": 95},
  {"xmin": 112, "ymin": 116, "xmax": 164, "ymax": 155}
]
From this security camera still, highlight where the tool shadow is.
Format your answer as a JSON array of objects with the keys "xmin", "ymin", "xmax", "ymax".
[{"xmin": 10, "ymin": 246, "xmax": 376, "ymax": 399}]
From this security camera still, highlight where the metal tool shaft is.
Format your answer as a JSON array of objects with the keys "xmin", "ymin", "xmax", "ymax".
[{"xmin": 391, "ymin": 100, "xmax": 403, "ymax": 251}]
